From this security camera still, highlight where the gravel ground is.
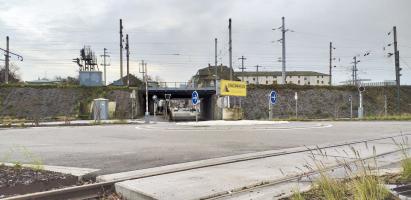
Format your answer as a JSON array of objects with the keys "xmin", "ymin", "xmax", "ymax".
[{"xmin": 0, "ymin": 164, "xmax": 78, "ymax": 198}]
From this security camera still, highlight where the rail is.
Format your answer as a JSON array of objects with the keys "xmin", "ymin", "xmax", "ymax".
[{"xmin": 5, "ymin": 133, "xmax": 410, "ymax": 200}]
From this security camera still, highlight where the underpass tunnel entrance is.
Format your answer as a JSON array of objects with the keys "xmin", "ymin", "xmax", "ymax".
[{"xmin": 144, "ymin": 89, "xmax": 216, "ymax": 121}]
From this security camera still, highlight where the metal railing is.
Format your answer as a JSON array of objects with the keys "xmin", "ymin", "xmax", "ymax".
[{"xmin": 148, "ymin": 81, "xmax": 216, "ymax": 89}]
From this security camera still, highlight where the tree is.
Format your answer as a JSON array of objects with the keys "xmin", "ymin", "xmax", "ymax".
[
  {"xmin": 0, "ymin": 63, "xmax": 21, "ymax": 83},
  {"xmin": 55, "ymin": 76, "xmax": 79, "ymax": 85}
]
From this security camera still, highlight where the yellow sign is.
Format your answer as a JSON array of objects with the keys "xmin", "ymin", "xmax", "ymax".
[{"xmin": 219, "ymin": 80, "xmax": 247, "ymax": 97}]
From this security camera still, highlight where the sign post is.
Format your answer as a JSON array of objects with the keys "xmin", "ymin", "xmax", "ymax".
[
  {"xmin": 152, "ymin": 95, "xmax": 158, "ymax": 123},
  {"xmin": 269, "ymin": 91, "xmax": 277, "ymax": 120},
  {"xmin": 358, "ymin": 86, "xmax": 365, "ymax": 119},
  {"xmin": 192, "ymin": 91, "xmax": 199, "ymax": 122},
  {"xmin": 348, "ymin": 95, "xmax": 353, "ymax": 119}
]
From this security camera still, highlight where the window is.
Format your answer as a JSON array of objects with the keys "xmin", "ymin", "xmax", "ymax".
[
  {"xmin": 322, "ymin": 75, "xmax": 324, "ymax": 78},
  {"xmin": 253, "ymin": 77, "xmax": 255, "ymax": 81},
  {"xmin": 308, "ymin": 82, "xmax": 310, "ymax": 85},
  {"xmin": 304, "ymin": 77, "xmax": 307, "ymax": 80},
  {"xmin": 266, "ymin": 81, "xmax": 268, "ymax": 84},
  {"xmin": 317, "ymin": 80, "xmax": 320, "ymax": 84},
  {"xmin": 321, "ymin": 81, "xmax": 324, "ymax": 84},
  {"xmin": 298, "ymin": 80, "xmax": 301, "ymax": 84},
  {"xmin": 298, "ymin": 76, "xmax": 301, "ymax": 78},
  {"xmin": 317, "ymin": 76, "xmax": 319, "ymax": 78}
]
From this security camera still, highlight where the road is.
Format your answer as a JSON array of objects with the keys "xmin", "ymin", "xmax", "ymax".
[{"xmin": 0, "ymin": 121, "xmax": 410, "ymax": 175}]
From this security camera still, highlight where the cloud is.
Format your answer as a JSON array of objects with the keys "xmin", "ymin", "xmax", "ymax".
[{"xmin": 0, "ymin": 0, "xmax": 410, "ymax": 84}]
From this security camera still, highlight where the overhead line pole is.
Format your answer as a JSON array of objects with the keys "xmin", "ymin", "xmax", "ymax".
[
  {"xmin": 5, "ymin": 36, "xmax": 9, "ymax": 84},
  {"xmin": 254, "ymin": 65, "xmax": 261, "ymax": 85},
  {"xmin": 214, "ymin": 38, "xmax": 218, "ymax": 92},
  {"xmin": 238, "ymin": 56, "xmax": 247, "ymax": 77},
  {"xmin": 393, "ymin": 26, "xmax": 401, "ymax": 114},
  {"xmin": 228, "ymin": 18, "xmax": 233, "ymax": 108},
  {"xmin": 119, "ymin": 19, "xmax": 124, "ymax": 85},
  {"xmin": 100, "ymin": 48, "xmax": 110, "ymax": 86},
  {"xmin": 229, "ymin": 18, "xmax": 233, "ymax": 81},
  {"xmin": 329, "ymin": 42, "xmax": 333, "ymax": 86},
  {"xmin": 281, "ymin": 17, "xmax": 286, "ymax": 85},
  {"xmin": 126, "ymin": 34, "xmax": 130, "ymax": 87}
]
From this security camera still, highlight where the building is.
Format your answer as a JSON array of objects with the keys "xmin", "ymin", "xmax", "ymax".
[
  {"xmin": 191, "ymin": 65, "xmax": 240, "ymax": 87},
  {"xmin": 235, "ymin": 71, "xmax": 330, "ymax": 86}
]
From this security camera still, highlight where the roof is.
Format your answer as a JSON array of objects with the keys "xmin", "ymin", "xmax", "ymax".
[
  {"xmin": 235, "ymin": 71, "xmax": 329, "ymax": 77},
  {"xmin": 193, "ymin": 65, "xmax": 240, "ymax": 81}
]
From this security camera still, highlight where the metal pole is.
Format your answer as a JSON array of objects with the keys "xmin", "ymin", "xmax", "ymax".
[
  {"xmin": 126, "ymin": 34, "xmax": 130, "ymax": 87},
  {"xmin": 214, "ymin": 38, "xmax": 218, "ymax": 92},
  {"xmin": 5, "ymin": 36, "xmax": 9, "ymax": 84},
  {"xmin": 329, "ymin": 42, "xmax": 332, "ymax": 86},
  {"xmin": 393, "ymin": 26, "xmax": 401, "ymax": 114},
  {"xmin": 228, "ymin": 19, "xmax": 232, "ymax": 109},
  {"xmin": 268, "ymin": 95, "xmax": 272, "ymax": 121},
  {"xmin": 350, "ymin": 97, "xmax": 353, "ymax": 119},
  {"xmin": 144, "ymin": 63, "xmax": 150, "ymax": 123},
  {"xmin": 358, "ymin": 91, "xmax": 364, "ymax": 119},
  {"xmin": 384, "ymin": 94, "xmax": 388, "ymax": 117},
  {"xmin": 103, "ymin": 48, "xmax": 107, "ymax": 85},
  {"xmin": 281, "ymin": 17, "xmax": 286, "ymax": 85},
  {"xmin": 229, "ymin": 19, "xmax": 232, "ymax": 81},
  {"xmin": 196, "ymin": 105, "xmax": 198, "ymax": 122},
  {"xmin": 119, "ymin": 19, "xmax": 124, "ymax": 84}
]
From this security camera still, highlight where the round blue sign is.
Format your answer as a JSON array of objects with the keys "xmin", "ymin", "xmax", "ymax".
[
  {"xmin": 192, "ymin": 91, "xmax": 199, "ymax": 105},
  {"xmin": 270, "ymin": 91, "xmax": 277, "ymax": 105}
]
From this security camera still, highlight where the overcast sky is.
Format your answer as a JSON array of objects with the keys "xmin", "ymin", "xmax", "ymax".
[{"xmin": 0, "ymin": 0, "xmax": 410, "ymax": 84}]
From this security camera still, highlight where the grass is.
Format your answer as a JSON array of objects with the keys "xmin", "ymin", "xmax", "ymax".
[
  {"xmin": 363, "ymin": 114, "xmax": 411, "ymax": 121},
  {"xmin": 286, "ymin": 145, "xmax": 393, "ymax": 200}
]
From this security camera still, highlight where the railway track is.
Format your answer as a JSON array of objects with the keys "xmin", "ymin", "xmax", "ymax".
[{"xmin": 4, "ymin": 133, "xmax": 410, "ymax": 200}]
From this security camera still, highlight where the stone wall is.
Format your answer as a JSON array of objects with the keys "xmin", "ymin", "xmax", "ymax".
[
  {"xmin": 0, "ymin": 86, "xmax": 137, "ymax": 120},
  {"xmin": 242, "ymin": 85, "xmax": 411, "ymax": 120}
]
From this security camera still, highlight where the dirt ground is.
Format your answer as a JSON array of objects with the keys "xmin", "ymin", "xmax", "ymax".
[{"xmin": 0, "ymin": 164, "xmax": 78, "ymax": 198}]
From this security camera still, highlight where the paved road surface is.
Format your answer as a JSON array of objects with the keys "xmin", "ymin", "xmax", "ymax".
[{"xmin": 0, "ymin": 121, "xmax": 410, "ymax": 174}]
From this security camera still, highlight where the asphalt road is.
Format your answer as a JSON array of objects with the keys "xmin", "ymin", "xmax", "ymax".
[{"xmin": 0, "ymin": 121, "xmax": 410, "ymax": 175}]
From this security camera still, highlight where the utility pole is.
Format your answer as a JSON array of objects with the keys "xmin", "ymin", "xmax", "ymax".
[
  {"xmin": 238, "ymin": 56, "xmax": 247, "ymax": 78},
  {"xmin": 393, "ymin": 26, "xmax": 401, "ymax": 114},
  {"xmin": 281, "ymin": 17, "xmax": 286, "ymax": 85},
  {"xmin": 126, "ymin": 34, "xmax": 130, "ymax": 87},
  {"xmin": 140, "ymin": 60, "xmax": 149, "ymax": 123},
  {"xmin": 100, "ymin": 48, "xmax": 110, "ymax": 86},
  {"xmin": 214, "ymin": 38, "xmax": 218, "ymax": 91},
  {"xmin": 228, "ymin": 18, "xmax": 233, "ymax": 108},
  {"xmin": 228, "ymin": 18, "xmax": 233, "ymax": 81},
  {"xmin": 352, "ymin": 56, "xmax": 359, "ymax": 86},
  {"xmin": 1, "ymin": 36, "xmax": 23, "ymax": 84},
  {"xmin": 119, "ymin": 19, "xmax": 124, "ymax": 84},
  {"xmin": 5, "ymin": 36, "xmax": 9, "ymax": 84},
  {"xmin": 254, "ymin": 65, "xmax": 261, "ymax": 85},
  {"xmin": 329, "ymin": 42, "xmax": 334, "ymax": 86}
]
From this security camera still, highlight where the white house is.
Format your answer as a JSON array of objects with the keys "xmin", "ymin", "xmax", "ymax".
[{"xmin": 235, "ymin": 71, "xmax": 330, "ymax": 86}]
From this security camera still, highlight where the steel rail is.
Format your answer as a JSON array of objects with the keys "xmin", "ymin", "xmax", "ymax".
[{"xmin": 4, "ymin": 133, "xmax": 410, "ymax": 200}]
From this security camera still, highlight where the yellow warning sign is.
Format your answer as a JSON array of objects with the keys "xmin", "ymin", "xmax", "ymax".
[{"xmin": 219, "ymin": 80, "xmax": 247, "ymax": 97}]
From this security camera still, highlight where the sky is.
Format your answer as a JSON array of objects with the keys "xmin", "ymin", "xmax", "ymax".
[{"xmin": 0, "ymin": 0, "xmax": 411, "ymax": 85}]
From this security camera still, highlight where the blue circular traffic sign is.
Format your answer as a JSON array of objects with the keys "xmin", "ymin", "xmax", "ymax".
[
  {"xmin": 192, "ymin": 91, "xmax": 199, "ymax": 105},
  {"xmin": 270, "ymin": 91, "xmax": 277, "ymax": 105}
]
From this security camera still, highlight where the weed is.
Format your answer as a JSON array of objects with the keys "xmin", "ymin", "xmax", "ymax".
[
  {"xmin": 290, "ymin": 187, "xmax": 305, "ymax": 200},
  {"xmin": 13, "ymin": 161, "xmax": 22, "ymax": 170},
  {"xmin": 350, "ymin": 175, "xmax": 389, "ymax": 200}
]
